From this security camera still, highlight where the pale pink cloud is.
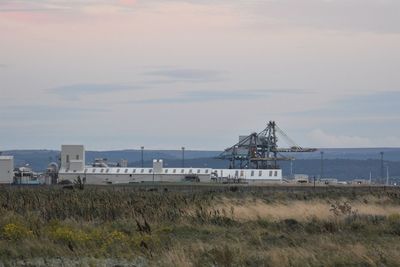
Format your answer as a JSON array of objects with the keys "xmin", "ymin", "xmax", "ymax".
[
  {"xmin": 0, "ymin": 1, "xmax": 66, "ymax": 22},
  {"xmin": 0, "ymin": 11, "xmax": 54, "ymax": 23},
  {"xmin": 0, "ymin": 1, "xmax": 141, "ymax": 22},
  {"xmin": 118, "ymin": 0, "xmax": 137, "ymax": 5}
]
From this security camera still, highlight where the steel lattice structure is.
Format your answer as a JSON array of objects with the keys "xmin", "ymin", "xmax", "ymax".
[{"xmin": 218, "ymin": 121, "xmax": 317, "ymax": 169}]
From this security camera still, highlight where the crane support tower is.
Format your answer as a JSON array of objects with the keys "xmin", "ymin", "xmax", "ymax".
[{"xmin": 218, "ymin": 121, "xmax": 317, "ymax": 169}]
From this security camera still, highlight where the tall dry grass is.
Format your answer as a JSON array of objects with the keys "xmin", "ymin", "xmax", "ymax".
[
  {"xmin": 0, "ymin": 185, "xmax": 399, "ymax": 266},
  {"xmin": 214, "ymin": 197, "xmax": 400, "ymax": 221}
]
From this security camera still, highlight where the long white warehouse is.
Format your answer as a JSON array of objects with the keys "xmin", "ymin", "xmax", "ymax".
[{"xmin": 58, "ymin": 145, "xmax": 282, "ymax": 184}]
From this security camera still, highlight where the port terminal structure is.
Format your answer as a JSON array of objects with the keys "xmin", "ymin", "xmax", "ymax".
[
  {"xmin": 58, "ymin": 122, "xmax": 314, "ymax": 185},
  {"xmin": 0, "ymin": 121, "xmax": 315, "ymax": 185},
  {"xmin": 218, "ymin": 121, "xmax": 317, "ymax": 170},
  {"xmin": 58, "ymin": 145, "xmax": 283, "ymax": 185}
]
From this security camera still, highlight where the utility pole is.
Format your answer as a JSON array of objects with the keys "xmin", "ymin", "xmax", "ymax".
[
  {"xmin": 232, "ymin": 146, "xmax": 237, "ymax": 169},
  {"xmin": 313, "ymin": 176, "xmax": 316, "ymax": 190},
  {"xmin": 293, "ymin": 159, "xmax": 296, "ymax": 176},
  {"xmin": 386, "ymin": 164, "xmax": 390, "ymax": 186},
  {"xmin": 181, "ymin": 147, "xmax": 185, "ymax": 168},
  {"xmin": 141, "ymin": 146, "xmax": 144, "ymax": 167},
  {"xmin": 320, "ymin": 151, "xmax": 324, "ymax": 181},
  {"xmin": 380, "ymin": 152, "xmax": 384, "ymax": 185},
  {"xmin": 290, "ymin": 159, "xmax": 293, "ymax": 178}
]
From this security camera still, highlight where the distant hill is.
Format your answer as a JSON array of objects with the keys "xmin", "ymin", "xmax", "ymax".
[
  {"xmin": 2, "ymin": 148, "xmax": 400, "ymax": 181},
  {"xmin": 0, "ymin": 149, "xmax": 221, "ymax": 171},
  {"xmin": 287, "ymin": 148, "xmax": 400, "ymax": 161}
]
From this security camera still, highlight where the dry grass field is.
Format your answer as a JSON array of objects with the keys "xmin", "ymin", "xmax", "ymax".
[{"xmin": 0, "ymin": 184, "xmax": 400, "ymax": 266}]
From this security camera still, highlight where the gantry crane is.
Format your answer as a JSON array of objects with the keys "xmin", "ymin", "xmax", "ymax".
[{"xmin": 218, "ymin": 121, "xmax": 317, "ymax": 169}]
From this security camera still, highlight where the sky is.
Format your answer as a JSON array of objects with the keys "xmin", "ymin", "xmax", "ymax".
[{"xmin": 1, "ymin": 0, "xmax": 400, "ymax": 150}]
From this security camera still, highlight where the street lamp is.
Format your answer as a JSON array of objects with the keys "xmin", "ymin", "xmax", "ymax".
[
  {"xmin": 290, "ymin": 159, "xmax": 295, "ymax": 178},
  {"xmin": 385, "ymin": 163, "xmax": 390, "ymax": 186},
  {"xmin": 141, "ymin": 146, "xmax": 144, "ymax": 167},
  {"xmin": 320, "ymin": 151, "xmax": 324, "ymax": 180},
  {"xmin": 181, "ymin": 147, "xmax": 185, "ymax": 168},
  {"xmin": 380, "ymin": 151, "xmax": 384, "ymax": 185}
]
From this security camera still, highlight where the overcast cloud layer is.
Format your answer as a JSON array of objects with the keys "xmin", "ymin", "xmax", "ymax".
[{"xmin": 0, "ymin": 0, "xmax": 399, "ymax": 150}]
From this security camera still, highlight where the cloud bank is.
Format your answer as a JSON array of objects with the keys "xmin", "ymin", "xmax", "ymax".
[{"xmin": 0, "ymin": 0, "xmax": 399, "ymax": 149}]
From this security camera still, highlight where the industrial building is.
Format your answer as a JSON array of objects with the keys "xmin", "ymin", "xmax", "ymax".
[
  {"xmin": 0, "ymin": 121, "xmax": 317, "ymax": 185},
  {"xmin": 58, "ymin": 145, "xmax": 283, "ymax": 184},
  {"xmin": 0, "ymin": 156, "xmax": 14, "ymax": 184}
]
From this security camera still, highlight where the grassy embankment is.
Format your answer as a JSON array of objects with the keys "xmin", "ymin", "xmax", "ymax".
[{"xmin": 0, "ymin": 185, "xmax": 400, "ymax": 266}]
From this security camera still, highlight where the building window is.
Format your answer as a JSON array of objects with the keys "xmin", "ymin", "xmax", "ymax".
[
  {"xmin": 76, "ymin": 155, "xmax": 79, "ymax": 160},
  {"xmin": 259, "ymin": 171, "xmax": 262, "ymax": 177},
  {"xmin": 84, "ymin": 168, "xmax": 87, "ymax": 173},
  {"xmin": 141, "ymin": 169, "xmax": 144, "ymax": 173},
  {"xmin": 92, "ymin": 169, "xmax": 96, "ymax": 173},
  {"xmin": 100, "ymin": 169, "xmax": 104, "ymax": 173},
  {"xmin": 165, "ymin": 169, "xmax": 168, "ymax": 173},
  {"xmin": 73, "ymin": 170, "xmax": 77, "ymax": 173},
  {"xmin": 149, "ymin": 169, "xmax": 152, "ymax": 173},
  {"xmin": 274, "ymin": 171, "xmax": 278, "ymax": 177},
  {"xmin": 125, "ymin": 169, "xmax": 128, "ymax": 173},
  {"xmin": 235, "ymin": 170, "xmax": 239, "ymax": 177},
  {"xmin": 117, "ymin": 169, "xmax": 120, "ymax": 173},
  {"xmin": 66, "ymin": 155, "xmax": 70, "ymax": 163},
  {"xmin": 189, "ymin": 169, "xmax": 193, "ymax": 174},
  {"xmin": 251, "ymin": 170, "xmax": 254, "ymax": 176},
  {"xmin": 173, "ymin": 169, "xmax": 176, "ymax": 173},
  {"xmin": 269, "ymin": 171, "xmax": 273, "ymax": 176},
  {"xmin": 133, "ymin": 169, "xmax": 136, "ymax": 173},
  {"xmin": 205, "ymin": 169, "xmax": 209, "ymax": 174},
  {"xmin": 181, "ymin": 169, "xmax": 184, "ymax": 174},
  {"xmin": 197, "ymin": 169, "xmax": 200, "ymax": 174},
  {"xmin": 106, "ymin": 169, "xmax": 110, "ymax": 173}
]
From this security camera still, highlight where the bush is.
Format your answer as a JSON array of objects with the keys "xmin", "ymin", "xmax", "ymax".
[
  {"xmin": 49, "ymin": 225, "xmax": 89, "ymax": 245},
  {"xmin": 282, "ymin": 219, "xmax": 302, "ymax": 231},
  {"xmin": 1, "ymin": 223, "xmax": 33, "ymax": 240},
  {"xmin": 387, "ymin": 214, "xmax": 400, "ymax": 235},
  {"xmin": 197, "ymin": 245, "xmax": 241, "ymax": 267}
]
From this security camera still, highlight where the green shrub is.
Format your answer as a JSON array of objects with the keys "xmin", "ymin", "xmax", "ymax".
[
  {"xmin": 387, "ymin": 214, "xmax": 400, "ymax": 235},
  {"xmin": 49, "ymin": 225, "xmax": 89, "ymax": 244},
  {"xmin": 197, "ymin": 245, "xmax": 242, "ymax": 267},
  {"xmin": 1, "ymin": 223, "xmax": 33, "ymax": 240}
]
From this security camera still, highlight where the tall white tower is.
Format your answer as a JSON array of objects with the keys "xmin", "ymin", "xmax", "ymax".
[
  {"xmin": 61, "ymin": 145, "xmax": 85, "ymax": 172},
  {"xmin": 0, "ymin": 156, "xmax": 14, "ymax": 183}
]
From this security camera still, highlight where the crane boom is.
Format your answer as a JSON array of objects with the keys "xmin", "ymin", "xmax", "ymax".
[{"xmin": 218, "ymin": 121, "xmax": 317, "ymax": 169}]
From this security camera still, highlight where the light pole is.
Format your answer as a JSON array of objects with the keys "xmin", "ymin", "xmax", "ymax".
[
  {"xmin": 320, "ymin": 151, "xmax": 324, "ymax": 181},
  {"xmin": 181, "ymin": 147, "xmax": 185, "ymax": 168},
  {"xmin": 290, "ymin": 159, "xmax": 295, "ymax": 178},
  {"xmin": 385, "ymin": 163, "xmax": 390, "ymax": 186},
  {"xmin": 380, "ymin": 152, "xmax": 384, "ymax": 185},
  {"xmin": 141, "ymin": 146, "xmax": 144, "ymax": 167},
  {"xmin": 232, "ymin": 146, "xmax": 238, "ymax": 169},
  {"xmin": 313, "ymin": 176, "xmax": 316, "ymax": 189}
]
